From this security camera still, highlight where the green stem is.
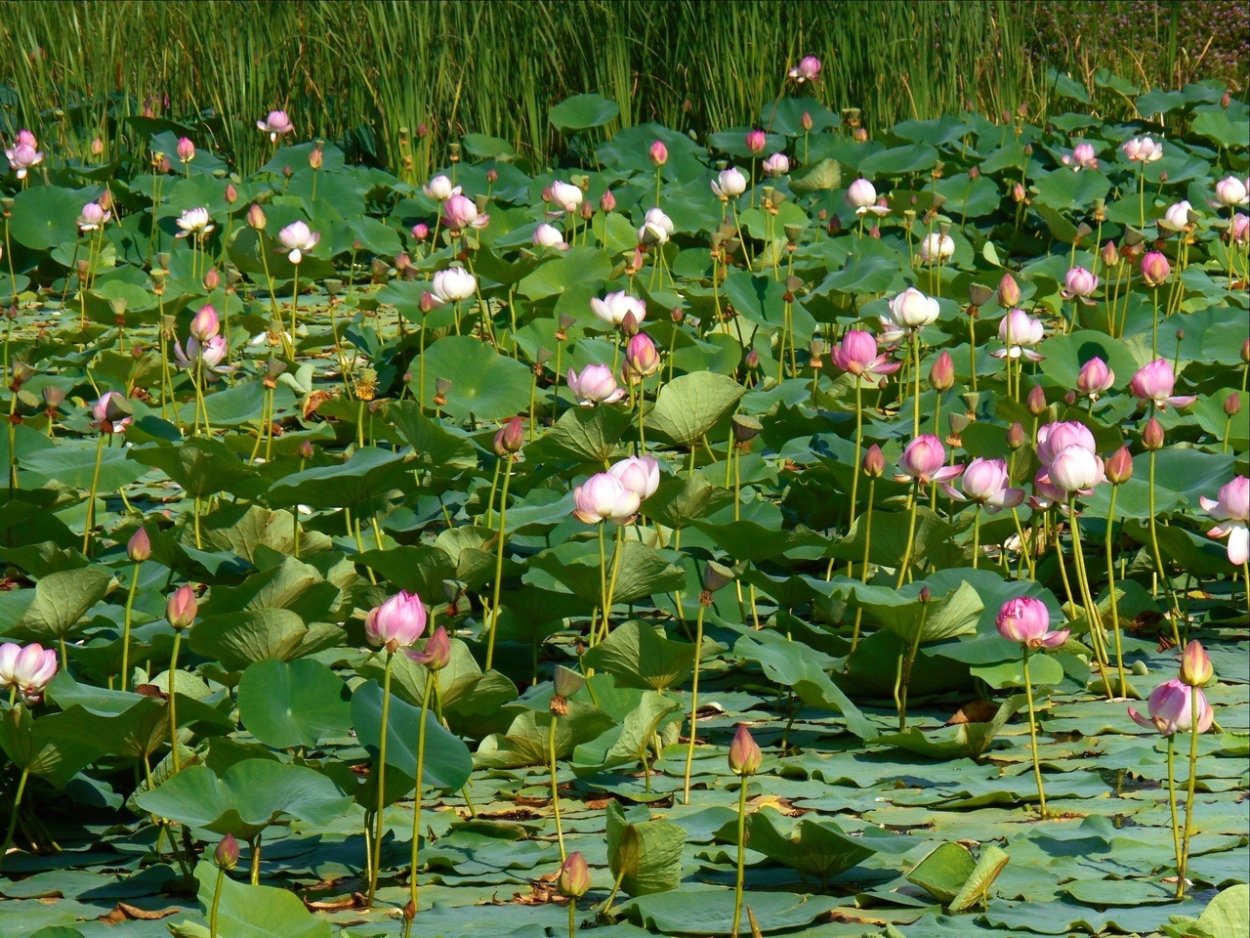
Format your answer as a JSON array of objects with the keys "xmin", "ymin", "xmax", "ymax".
[
  {"xmin": 549, "ymin": 711, "xmax": 565, "ymax": 861},
  {"xmin": 896, "ymin": 483, "xmax": 920, "ymax": 588},
  {"xmin": 209, "ymin": 865, "xmax": 226, "ymax": 938},
  {"xmin": 911, "ymin": 331, "xmax": 922, "ymax": 439},
  {"xmin": 849, "ymin": 383, "xmax": 863, "ymax": 531},
  {"xmin": 1067, "ymin": 496, "xmax": 1112, "ymax": 699},
  {"xmin": 367, "ymin": 650, "xmax": 395, "ymax": 906},
  {"xmin": 849, "ymin": 479, "xmax": 876, "ymax": 653},
  {"xmin": 168, "ymin": 630, "xmax": 183, "ymax": 774},
  {"xmin": 682, "ymin": 602, "xmax": 708, "ymax": 805},
  {"xmin": 1166, "ymin": 734, "xmax": 1181, "ymax": 885},
  {"xmin": 485, "ymin": 457, "xmax": 513, "ymax": 672},
  {"xmin": 895, "ymin": 603, "xmax": 926, "ymax": 730},
  {"xmin": 82, "ymin": 433, "xmax": 107, "ymax": 555},
  {"xmin": 1177, "ymin": 686, "xmax": 1202, "ymax": 899},
  {"xmin": 1147, "ymin": 449, "xmax": 1182, "ymax": 647},
  {"xmin": 249, "ymin": 834, "xmax": 261, "ymax": 886},
  {"xmin": 407, "ymin": 674, "xmax": 435, "ymax": 913},
  {"xmin": 1022, "ymin": 648, "xmax": 1048, "ymax": 818},
  {"xmin": 288, "ymin": 267, "xmax": 300, "ymax": 346},
  {"xmin": 0, "ymin": 766, "xmax": 30, "ymax": 874},
  {"xmin": 1103, "ymin": 485, "xmax": 1127, "ymax": 697},
  {"xmin": 971, "ymin": 506, "xmax": 982, "ymax": 569},
  {"xmin": 731, "ymin": 777, "xmax": 749, "ymax": 936},
  {"xmin": 121, "ymin": 562, "xmax": 140, "ymax": 692}
]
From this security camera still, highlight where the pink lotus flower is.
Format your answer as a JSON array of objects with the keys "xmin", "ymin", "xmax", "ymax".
[
  {"xmin": 745, "ymin": 130, "xmax": 767, "ymax": 154},
  {"xmin": 175, "ymin": 207, "xmax": 214, "ymax": 239},
  {"xmin": 1036, "ymin": 421, "xmax": 1096, "ymax": 467},
  {"xmin": 1122, "ymin": 136, "xmax": 1163, "ymax": 163},
  {"xmin": 1213, "ymin": 176, "xmax": 1248, "ymax": 208},
  {"xmin": 1061, "ymin": 266, "xmax": 1099, "ymax": 303},
  {"xmin": 1200, "ymin": 476, "xmax": 1249, "ymax": 565},
  {"xmin": 430, "ymin": 267, "xmax": 477, "ymax": 303},
  {"xmin": 4, "ymin": 130, "xmax": 43, "ymax": 179},
  {"xmin": 896, "ymin": 435, "xmax": 963, "ymax": 485},
  {"xmin": 423, "ymin": 174, "xmax": 460, "ymax": 201},
  {"xmin": 1030, "ymin": 465, "xmax": 1068, "ymax": 510},
  {"xmin": 365, "ymin": 591, "xmax": 428, "ymax": 648},
  {"xmin": 411, "ymin": 223, "xmax": 429, "ymax": 241},
  {"xmin": 572, "ymin": 472, "xmax": 640, "ymax": 525},
  {"xmin": 829, "ymin": 330, "xmax": 900, "ymax": 382},
  {"xmin": 1076, "ymin": 357, "xmax": 1115, "ymax": 400},
  {"xmin": 590, "ymin": 291, "xmax": 646, "ymax": 328},
  {"xmin": 166, "ymin": 584, "xmax": 198, "ymax": 629},
  {"xmin": 623, "ymin": 333, "xmax": 661, "ymax": 379},
  {"xmin": 846, "ymin": 178, "xmax": 888, "ymax": 216},
  {"xmin": 0, "ymin": 641, "xmax": 58, "ymax": 703},
  {"xmin": 567, "ymin": 364, "xmax": 625, "ymax": 406},
  {"xmin": 728, "ymin": 723, "xmax": 763, "ymax": 775},
  {"xmin": 91, "ymin": 392, "xmax": 132, "ymax": 434},
  {"xmin": 1045, "ymin": 445, "xmax": 1104, "ymax": 494},
  {"xmin": 761, "ymin": 153, "xmax": 790, "ymax": 177},
  {"xmin": 1140, "ymin": 251, "xmax": 1170, "ymax": 286},
  {"xmin": 256, "ymin": 110, "xmax": 294, "ymax": 142},
  {"xmin": 649, "ymin": 140, "xmax": 668, "ymax": 166},
  {"xmin": 442, "ymin": 193, "xmax": 488, "ymax": 231},
  {"xmin": 787, "ymin": 56, "xmax": 822, "ymax": 83},
  {"xmin": 174, "ymin": 334, "xmax": 229, "ymax": 375},
  {"xmin": 190, "ymin": 305, "xmax": 221, "ymax": 342},
  {"xmin": 549, "ymin": 180, "xmax": 583, "ymax": 213},
  {"xmin": 992, "ymin": 309, "xmax": 1045, "ymax": 361},
  {"xmin": 1129, "ymin": 679, "xmax": 1214, "ymax": 736},
  {"xmin": 1161, "ymin": 200, "xmax": 1195, "ymax": 232},
  {"xmin": 1060, "ymin": 140, "xmax": 1098, "ymax": 171},
  {"xmin": 1231, "ymin": 213, "xmax": 1250, "ymax": 244},
  {"xmin": 278, "ymin": 220, "xmax": 320, "ymax": 264},
  {"xmin": 711, "ymin": 167, "xmax": 748, "ymax": 199},
  {"xmin": 532, "ymin": 223, "xmax": 567, "ymax": 250},
  {"xmin": 77, "ymin": 201, "xmax": 110, "ymax": 232},
  {"xmin": 945, "ymin": 457, "xmax": 1024, "ymax": 512},
  {"xmin": 1128, "ymin": 359, "xmax": 1195, "ymax": 410},
  {"xmin": 176, "ymin": 137, "xmax": 196, "ymax": 163},
  {"xmin": 996, "ymin": 596, "xmax": 1069, "ymax": 649},
  {"xmin": 610, "ymin": 455, "xmax": 660, "ymax": 500},
  {"xmin": 638, "ymin": 207, "xmax": 674, "ymax": 245},
  {"xmin": 880, "ymin": 287, "xmax": 940, "ymax": 342},
  {"xmin": 918, "ymin": 232, "xmax": 955, "ymax": 263}
]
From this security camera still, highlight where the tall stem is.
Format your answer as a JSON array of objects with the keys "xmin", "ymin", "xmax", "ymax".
[
  {"xmin": 849, "ymin": 478, "xmax": 876, "ymax": 653},
  {"xmin": 1022, "ymin": 648, "xmax": 1048, "ymax": 818},
  {"xmin": 82, "ymin": 433, "xmax": 107, "ymax": 555},
  {"xmin": 682, "ymin": 602, "xmax": 708, "ymax": 805},
  {"xmin": 485, "ymin": 457, "xmax": 512, "ymax": 672},
  {"xmin": 849, "ymin": 383, "xmax": 863, "ymax": 531},
  {"xmin": 971, "ymin": 506, "xmax": 982, "ymax": 569},
  {"xmin": 894, "ymin": 604, "xmax": 927, "ymax": 730},
  {"xmin": 896, "ymin": 483, "xmax": 920, "ymax": 588},
  {"xmin": 209, "ymin": 864, "xmax": 226, "ymax": 938},
  {"xmin": 0, "ymin": 766, "xmax": 30, "ymax": 874},
  {"xmin": 1166, "ymin": 735, "xmax": 1182, "ymax": 884},
  {"xmin": 367, "ymin": 650, "xmax": 395, "ymax": 906},
  {"xmin": 1103, "ymin": 485, "xmax": 1127, "ymax": 697},
  {"xmin": 911, "ymin": 331, "xmax": 922, "ymax": 438},
  {"xmin": 1177, "ymin": 687, "xmax": 1202, "ymax": 899},
  {"xmin": 1147, "ymin": 449, "xmax": 1182, "ymax": 647},
  {"xmin": 120, "ymin": 562, "xmax": 141, "ymax": 691},
  {"xmin": 288, "ymin": 268, "xmax": 300, "ymax": 345},
  {"xmin": 731, "ymin": 776, "xmax": 749, "ymax": 936},
  {"xmin": 168, "ymin": 630, "xmax": 183, "ymax": 773},
  {"xmin": 407, "ymin": 675, "xmax": 435, "ymax": 913},
  {"xmin": 548, "ymin": 711, "xmax": 565, "ymax": 861},
  {"xmin": 1067, "ymin": 496, "xmax": 1112, "ymax": 698}
]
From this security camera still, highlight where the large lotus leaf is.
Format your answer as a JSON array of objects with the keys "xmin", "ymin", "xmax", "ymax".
[
  {"xmin": 647, "ymin": 372, "xmax": 745, "ymax": 447},
  {"xmin": 527, "ymin": 404, "xmax": 634, "ymax": 464},
  {"xmin": 0, "ymin": 705, "xmax": 109, "ymax": 788},
  {"xmin": 19, "ymin": 443, "xmax": 149, "ymax": 491},
  {"xmin": 582, "ymin": 620, "xmax": 696, "ymax": 692},
  {"xmin": 1031, "ymin": 167, "xmax": 1110, "ymax": 210},
  {"xmin": 873, "ymin": 694, "xmax": 1026, "ymax": 760},
  {"xmin": 355, "ymin": 545, "xmax": 456, "ymax": 598},
  {"xmin": 606, "ymin": 800, "xmax": 685, "ymax": 897},
  {"xmin": 528, "ymin": 539, "xmax": 686, "ymax": 606},
  {"xmin": 907, "ymin": 841, "xmax": 1009, "ymax": 911},
  {"xmin": 385, "ymin": 401, "xmax": 478, "ymax": 471},
  {"xmin": 645, "ymin": 475, "xmax": 734, "ymax": 528},
  {"xmin": 237, "ymin": 659, "xmax": 351, "ymax": 750},
  {"xmin": 1039, "ymin": 329, "xmax": 1145, "ymax": 390},
  {"xmin": 718, "ymin": 807, "xmax": 877, "ymax": 879},
  {"xmin": 207, "ymin": 555, "xmax": 342, "ymax": 621},
  {"xmin": 841, "ymin": 580, "xmax": 983, "ymax": 644},
  {"xmin": 9, "ymin": 186, "xmax": 84, "ymax": 250},
  {"xmin": 410, "ymin": 336, "xmax": 533, "ymax": 421},
  {"xmin": 128, "ymin": 438, "xmax": 258, "ymax": 499},
  {"xmin": 15, "ymin": 567, "xmax": 112, "ymax": 641},
  {"xmin": 350, "ymin": 679, "xmax": 473, "ymax": 791},
  {"xmin": 549, "ymin": 93, "xmax": 619, "ymax": 131},
  {"xmin": 188, "ymin": 860, "xmax": 331, "ymax": 938},
  {"xmin": 1084, "ymin": 449, "xmax": 1234, "ymax": 520},
  {"xmin": 620, "ymin": 888, "xmax": 841, "ymax": 936},
  {"xmin": 189, "ymin": 609, "xmax": 339, "ymax": 672},
  {"xmin": 517, "ymin": 246, "xmax": 612, "ymax": 301},
  {"xmin": 135, "ymin": 759, "xmax": 351, "ymax": 841},
  {"xmin": 474, "ymin": 702, "xmax": 615, "ymax": 769},
  {"xmin": 857, "ymin": 142, "xmax": 938, "ymax": 176},
  {"xmin": 266, "ymin": 446, "xmax": 411, "ymax": 510},
  {"xmin": 572, "ymin": 690, "xmax": 681, "ymax": 773}
]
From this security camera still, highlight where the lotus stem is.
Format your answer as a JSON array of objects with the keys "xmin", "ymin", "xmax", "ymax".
[
  {"xmin": 249, "ymin": 834, "xmax": 261, "ymax": 886},
  {"xmin": 408, "ymin": 674, "xmax": 435, "ymax": 914},
  {"xmin": 549, "ymin": 711, "xmax": 565, "ymax": 861},
  {"xmin": 1177, "ymin": 686, "xmax": 1203, "ymax": 899},
  {"xmin": 0, "ymin": 766, "xmax": 30, "ymax": 874},
  {"xmin": 1067, "ymin": 495, "xmax": 1112, "ymax": 698},
  {"xmin": 849, "ymin": 477, "xmax": 876, "ymax": 653},
  {"xmin": 209, "ymin": 863, "xmax": 226, "ymax": 937},
  {"xmin": 971, "ymin": 506, "xmax": 982, "ymax": 569},
  {"xmin": 1146, "ymin": 448, "xmax": 1182, "ymax": 647},
  {"xmin": 1166, "ymin": 734, "xmax": 1182, "ymax": 885},
  {"xmin": 1103, "ymin": 485, "xmax": 1127, "ymax": 697},
  {"xmin": 910, "ymin": 331, "xmax": 922, "ymax": 439},
  {"xmin": 120, "ymin": 561, "xmax": 141, "ymax": 691},
  {"xmin": 896, "ymin": 482, "xmax": 920, "ymax": 588},
  {"xmin": 682, "ymin": 600, "xmax": 709, "ymax": 805},
  {"xmin": 485, "ymin": 456, "xmax": 512, "ymax": 673},
  {"xmin": 1022, "ymin": 647, "xmax": 1048, "ymax": 818},
  {"xmin": 82, "ymin": 432, "xmax": 107, "ymax": 555},
  {"xmin": 168, "ymin": 630, "xmax": 182, "ymax": 774},
  {"xmin": 894, "ymin": 601, "xmax": 927, "ymax": 730},
  {"xmin": 367, "ymin": 648, "xmax": 395, "ymax": 906},
  {"xmin": 731, "ymin": 774, "xmax": 749, "ymax": 936},
  {"xmin": 289, "ymin": 268, "xmax": 300, "ymax": 347}
]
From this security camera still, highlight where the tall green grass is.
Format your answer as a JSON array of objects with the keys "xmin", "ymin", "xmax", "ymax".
[{"xmin": 0, "ymin": 0, "xmax": 1235, "ymax": 174}]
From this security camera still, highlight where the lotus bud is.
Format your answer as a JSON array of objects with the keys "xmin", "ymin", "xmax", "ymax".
[
  {"xmin": 1224, "ymin": 392, "xmax": 1241, "ymax": 417},
  {"xmin": 224, "ymin": 183, "xmax": 238, "ymax": 204},
  {"xmin": 493, "ymin": 416, "xmax": 524, "ymax": 456},
  {"xmin": 801, "ymin": 111, "xmax": 813, "ymax": 132},
  {"xmin": 215, "ymin": 834, "xmax": 240, "ymax": 871},
  {"xmin": 1141, "ymin": 417, "xmax": 1165, "ymax": 451},
  {"xmin": 862, "ymin": 444, "xmax": 885, "ymax": 478},
  {"xmin": 1244, "ymin": 338, "xmax": 1250, "ymax": 364},
  {"xmin": 1141, "ymin": 251, "xmax": 1170, "ymax": 287},
  {"xmin": 1179, "ymin": 640, "xmax": 1213, "ymax": 687},
  {"xmin": 1027, "ymin": 385, "xmax": 1047, "ymax": 416},
  {"xmin": 412, "ymin": 223, "xmax": 429, "ymax": 241},
  {"xmin": 1011, "ymin": 182, "xmax": 1026, "ymax": 203},
  {"xmin": 166, "ymin": 585, "xmax": 198, "ymax": 630},
  {"xmin": 91, "ymin": 136, "xmax": 105, "ymax": 156},
  {"xmin": 127, "ymin": 527, "xmax": 152, "ymax": 562},
  {"xmin": 1101, "ymin": 240, "xmax": 1119, "ymax": 267},
  {"xmin": 620, "ymin": 310, "xmax": 640, "ymax": 337},
  {"xmin": 246, "ymin": 203, "xmax": 267, "ymax": 230},
  {"xmin": 599, "ymin": 189, "xmax": 616, "ymax": 213},
  {"xmin": 1105, "ymin": 446, "xmax": 1134, "ymax": 484},
  {"xmin": 745, "ymin": 129, "xmax": 766, "ymax": 154},
  {"xmin": 202, "ymin": 268, "xmax": 220, "ymax": 291},
  {"xmin": 624, "ymin": 333, "xmax": 661, "ymax": 378},
  {"xmin": 649, "ymin": 140, "xmax": 668, "ymax": 166},
  {"xmin": 411, "ymin": 626, "xmax": 451, "ymax": 671},
  {"xmin": 176, "ymin": 137, "xmax": 195, "ymax": 162},
  {"xmin": 1007, "ymin": 421, "xmax": 1027, "ymax": 449},
  {"xmin": 745, "ymin": 349, "xmax": 760, "ymax": 370},
  {"xmin": 190, "ymin": 304, "xmax": 220, "ymax": 342},
  {"xmin": 928, "ymin": 351, "xmax": 954, "ymax": 391},
  {"xmin": 997, "ymin": 273, "xmax": 1021, "ymax": 308},
  {"xmin": 558, "ymin": 851, "xmax": 591, "ymax": 898},
  {"xmin": 299, "ymin": 440, "xmax": 315, "ymax": 460},
  {"xmin": 728, "ymin": 723, "xmax": 762, "ymax": 776}
]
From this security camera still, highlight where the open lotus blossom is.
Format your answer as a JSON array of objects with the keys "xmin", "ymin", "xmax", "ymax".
[
  {"xmin": 567, "ymin": 363, "xmax": 625, "ymax": 405},
  {"xmin": 256, "ymin": 109, "xmax": 294, "ymax": 142},
  {"xmin": 572, "ymin": 472, "xmax": 640, "ymax": 525},
  {"xmin": 278, "ymin": 220, "xmax": 320, "ymax": 263},
  {"xmin": 365, "ymin": 590, "xmax": 428, "ymax": 648},
  {"xmin": 896, "ymin": 434, "xmax": 963, "ymax": 485},
  {"xmin": 1200, "ymin": 476, "xmax": 1249, "ymax": 565},
  {"xmin": 77, "ymin": 201, "xmax": 110, "ymax": 232},
  {"xmin": 638, "ymin": 206, "xmax": 674, "ymax": 245},
  {"xmin": 1060, "ymin": 266, "xmax": 1098, "ymax": 302},
  {"xmin": 788, "ymin": 55, "xmax": 821, "ymax": 83},
  {"xmin": 1128, "ymin": 359, "xmax": 1195, "ymax": 410},
  {"xmin": 996, "ymin": 597, "xmax": 1069, "ymax": 648},
  {"xmin": 1060, "ymin": 140, "xmax": 1098, "ymax": 171},
  {"xmin": 918, "ymin": 232, "xmax": 955, "ymax": 263},
  {"xmin": 1077, "ymin": 357, "xmax": 1115, "ymax": 399},
  {"xmin": 1030, "ymin": 465, "xmax": 1068, "ymax": 510},
  {"xmin": 761, "ymin": 153, "xmax": 790, "ymax": 176},
  {"xmin": 945, "ymin": 457, "xmax": 1024, "ymax": 511},
  {"xmin": 430, "ymin": 267, "xmax": 477, "ymax": 303},
  {"xmin": 1122, "ymin": 135, "xmax": 1163, "ymax": 163},
  {"xmin": 91, "ymin": 391, "xmax": 132, "ymax": 434},
  {"xmin": 0, "ymin": 641, "xmax": 58, "ymax": 704},
  {"xmin": 549, "ymin": 180, "xmax": 583, "ymax": 213},
  {"xmin": 423, "ymin": 174, "xmax": 461, "ymax": 201},
  {"xmin": 174, "ymin": 334, "xmax": 229, "ymax": 375},
  {"xmin": 1214, "ymin": 176, "xmax": 1249, "ymax": 207},
  {"xmin": 1129, "ymin": 679, "xmax": 1214, "ymax": 736},
  {"xmin": 829, "ymin": 329, "xmax": 900, "ymax": 382},
  {"xmin": 1161, "ymin": 200, "xmax": 1196, "ymax": 231},
  {"xmin": 1036, "ymin": 420, "xmax": 1096, "ymax": 467},
  {"xmin": 590, "ymin": 291, "xmax": 646, "ymax": 328},
  {"xmin": 1043, "ymin": 445, "xmax": 1105, "ymax": 495},
  {"xmin": 532, "ymin": 223, "xmax": 567, "ymax": 250},
  {"xmin": 442, "ymin": 193, "xmax": 489, "ymax": 230},
  {"xmin": 882, "ymin": 287, "xmax": 940, "ymax": 343},
  {"xmin": 846, "ymin": 178, "xmax": 889, "ymax": 216},
  {"xmin": 5, "ymin": 129, "xmax": 43, "ymax": 178},
  {"xmin": 609, "ymin": 455, "xmax": 660, "ymax": 499},
  {"xmin": 993, "ymin": 308, "xmax": 1045, "ymax": 360},
  {"xmin": 711, "ymin": 167, "xmax": 747, "ymax": 199},
  {"xmin": 175, "ymin": 207, "xmax": 214, "ymax": 238}
]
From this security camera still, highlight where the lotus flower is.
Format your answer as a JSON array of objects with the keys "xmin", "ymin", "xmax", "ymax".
[
  {"xmin": 175, "ymin": 207, "xmax": 214, "ymax": 239},
  {"xmin": 996, "ymin": 597, "xmax": 1069, "ymax": 649},
  {"xmin": 1076, "ymin": 357, "xmax": 1115, "ymax": 400},
  {"xmin": 993, "ymin": 309, "xmax": 1045, "ymax": 361},
  {"xmin": 761, "ymin": 153, "xmax": 790, "ymax": 177},
  {"xmin": 638, "ymin": 207, "xmax": 674, "ymax": 245},
  {"xmin": 711, "ymin": 167, "xmax": 747, "ymax": 199},
  {"xmin": 77, "ymin": 201, "xmax": 110, "ymax": 232},
  {"xmin": 1214, "ymin": 176, "xmax": 1249, "ymax": 207},
  {"xmin": 91, "ymin": 392, "xmax": 132, "ymax": 434},
  {"xmin": 1061, "ymin": 266, "xmax": 1098, "ymax": 302},
  {"xmin": 895, "ymin": 434, "xmax": 963, "ymax": 485},
  {"xmin": 532, "ymin": 223, "xmax": 567, "ymax": 250},
  {"xmin": 365, "ymin": 591, "xmax": 428, "ymax": 648},
  {"xmin": 1122, "ymin": 136, "xmax": 1163, "ymax": 163},
  {"xmin": 1200, "ymin": 476, "xmax": 1249, "ymax": 565},
  {"xmin": 1129, "ymin": 679, "xmax": 1214, "ymax": 736},
  {"xmin": 256, "ymin": 110, "xmax": 294, "ymax": 142},
  {"xmin": 590, "ymin": 291, "xmax": 646, "ymax": 328},
  {"xmin": 0, "ymin": 641, "xmax": 58, "ymax": 703},
  {"xmin": 1045, "ymin": 444, "xmax": 1105, "ymax": 495},
  {"xmin": 623, "ymin": 333, "xmax": 661, "ymax": 379},
  {"xmin": 567, "ymin": 364, "xmax": 625, "ymax": 406},
  {"xmin": 788, "ymin": 56, "xmax": 822, "ymax": 83},
  {"xmin": 649, "ymin": 140, "xmax": 668, "ymax": 166},
  {"xmin": 829, "ymin": 329, "xmax": 900, "ymax": 382},
  {"xmin": 549, "ymin": 180, "xmax": 583, "ymax": 213},
  {"xmin": 442, "ymin": 193, "xmax": 488, "ymax": 231},
  {"xmin": 278, "ymin": 220, "xmax": 320, "ymax": 264},
  {"xmin": 423, "ymin": 174, "xmax": 460, "ymax": 201},
  {"xmin": 430, "ymin": 267, "xmax": 477, "ymax": 303},
  {"xmin": 1161, "ymin": 200, "xmax": 1195, "ymax": 232},
  {"xmin": 1036, "ymin": 420, "xmax": 1096, "ymax": 467},
  {"xmin": 945, "ymin": 457, "xmax": 1024, "ymax": 512},
  {"xmin": 918, "ymin": 232, "xmax": 955, "ymax": 263},
  {"xmin": 174, "ymin": 335, "xmax": 229, "ymax": 375},
  {"xmin": 4, "ymin": 129, "xmax": 43, "ymax": 179},
  {"xmin": 1128, "ymin": 359, "xmax": 1195, "ymax": 410},
  {"xmin": 572, "ymin": 473, "xmax": 640, "ymax": 525},
  {"xmin": 609, "ymin": 455, "xmax": 660, "ymax": 500},
  {"xmin": 846, "ymin": 178, "xmax": 888, "ymax": 216},
  {"xmin": 1061, "ymin": 140, "xmax": 1098, "ymax": 171},
  {"xmin": 745, "ymin": 130, "xmax": 766, "ymax": 154}
]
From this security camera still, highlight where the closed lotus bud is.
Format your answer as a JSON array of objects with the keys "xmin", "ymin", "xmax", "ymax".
[
  {"xmin": 745, "ymin": 349, "xmax": 760, "ymax": 370},
  {"xmin": 224, "ymin": 183, "xmax": 237, "ymax": 204},
  {"xmin": 1101, "ymin": 240, "xmax": 1119, "ymax": 267},
  {"xmin": 1105, "ymin": 446, "xmax": 1133, "ymax": 484},
  {"xmin": 1140, "ymin": 251, "xmax": 1170, "ymax": 287},
  {"xmin": 1027, "ymin": 385, "xmax": 1047, "ymax": 416},
  {"xmin": 624, "ymin": 333, "xmax": 661, "ymax": 378},
  {"xmin": 997, "ymin": 272, "xmax": 1021, "ymax": 308},
  {"xmin": 1141, "ymin": 417, "xmax": 1165, "ymax": 451},
  {"xmin": 1179, "ymin": 640, "xmax": 1213, "ymax": 687},
  {"xmin": 91, "ymin": 136, "xmax": 105, "ymax": 156},
  {"xmin": 1007, "ymin": 421, "xmax": 1027, "ymax": 449},
  {"xmin": 728, "ymin": 723, "xmax": 762, "ymax": 776},
  {"xmin": 166, "ymin": 584, "xmax": 198, "ymax": 630},
  {"xmin": 1012, "ymin": 182, "xmax": 1026, "ymax": 203},
  {"xmin": 215, "ymin": 833, "xmax": 240, "ymax": 871},
  {"xmin": 246, "ymin": 203, "xmax": 266, "ymax": 230},
  {"xmin": 1242, "ymin": 338, "xmax": 1250, "ymax": 364},
  {"xmin": 649, "ymin": 140, "xmax": 668, "ymax": 166},
  {"xmin": 862, "ymin": 443, "xmax": 885, "ymax": 478},
  {"xmin": 127, "ymin": 527, "xmax": 152, "ymax": 562},
  {"xmin": 203, "ymin": 267, "xmax": 220, "ymax": 291},
  {"xmin": 299, "ymin": 440, "xmax": 315, "ymax": 460},
  {"xmin": 176, "ymin": 136, "xmax": 195, "ymax": 162},
  {"xmin": 745, "ymin": 129, "xmax": 766, "ymax": 154},
  {"xmin": 411, "ymin": 625, "xmax": 451, "ymax": 671},
  {"xmin": 852, "ymin": 127, "xmax": 868, "ymax": 143},
  {"xmin": 493, "ymin": 416, "xmax": 524, "ymax": 456},
  {"xmin": 558, "ymin": 851, "xmax": 591, "ymax": 898},
  {"xmin": 599, "ymin": 189, "xmax": 616, "ymax": 213},
  {"xmin": 928, "ymin": 351, "xmax": 954, "ymax": 391},
  {"xmin": 1224, "ymin": 392, "xmax": 1241, "ymax": 417},
  {"xmin": 800, "ymin": 111, "xmax": 813, "ymax": 132}
]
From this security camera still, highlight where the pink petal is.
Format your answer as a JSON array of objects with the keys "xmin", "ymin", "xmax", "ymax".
[{"xmin": 931, "ymin": 465, "xmax": 964, "ymax": 483}]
